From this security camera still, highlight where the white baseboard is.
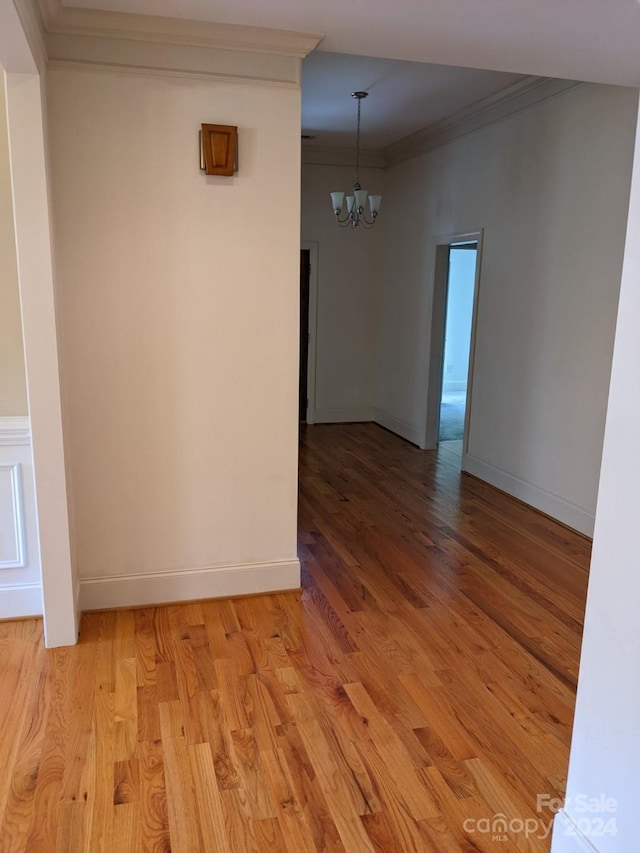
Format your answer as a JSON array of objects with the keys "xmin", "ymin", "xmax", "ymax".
[
  {"xmin": 551, "ymin": 810, "xmax": 600, "ymax": 852},
  {"xmin": 374, "ymin": 408, "xmax": 423, "ymax": 446},
  {"xmin": 462, "ymin": 452, "xmax": 595, "ymax": 537},
  {"xmin": 79, "ymin": 558, "xmax": 301, "ymax": 610},
  {"xmin": 0, "ymin": 583, "xmax": 42, "ymax": 619},
  {"xmin": 314, "ymin": 407, "xmax": 374, "ymax": 424}
]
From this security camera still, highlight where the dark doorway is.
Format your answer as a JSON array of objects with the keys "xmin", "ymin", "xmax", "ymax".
[{"xmin": 299, "ymin": 249, "xmax": 310, "ymax": 422}]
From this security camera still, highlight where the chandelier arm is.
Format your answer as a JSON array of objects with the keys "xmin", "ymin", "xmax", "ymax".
[
  {"xmin": 359, "ymin": 211, "xmax": 377, "ymax": 227},
  {"xmin": 334, "ymin": 209, "xmax": 355, "ymax": 225}
]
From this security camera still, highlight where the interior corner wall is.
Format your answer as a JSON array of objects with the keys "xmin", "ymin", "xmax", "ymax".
[
  {"xmin": 301, "ymin": 163, "xmax": 384, "ymax": 422},
  {"xmin": 376, "ymin": 82, "xmax": 637, "ymax": 534},
  {"xmin": 0, "ymin": 71, "xmax": 28, "ymax": 417},
  {"xmin": 47, "ymin": 66, "xmax": 301, "ymax": 607}
]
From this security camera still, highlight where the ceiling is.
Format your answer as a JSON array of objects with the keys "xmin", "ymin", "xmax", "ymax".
[
  {"xmin": 61, "ymin": 0, "xmax": 640, "ymax": 87},
  {"xmin": 301, "ymin": 52, "xmax": 525, "ymax": 150}
]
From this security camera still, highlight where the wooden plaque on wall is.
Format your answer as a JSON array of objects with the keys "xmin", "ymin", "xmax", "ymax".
[{"xmin": 200, "ymin": 123, "xmax": 238, "ymax": 176}]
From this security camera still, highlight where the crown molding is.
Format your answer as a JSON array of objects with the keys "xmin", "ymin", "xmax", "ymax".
[
  {"xmin": 302, "ymin": 77, "xmax": 582, "ymax": 171},
  {"xmin": 46, "ymin": 58, "xmax": 301, "ymax": 89},
  {"xmin": 36, "ymin": 0, "xmax": 323, "ymax": 58},
  {"xmin": 384, "ymin": 76, "xmax": 582, "ymax": 166},
  {"xmin": 302, "ymin": 145, "xmax": 385, "ymax": 169},
  {"xmin": 45, "ymin": 35, "xmax": 303, "ymax": 86}
]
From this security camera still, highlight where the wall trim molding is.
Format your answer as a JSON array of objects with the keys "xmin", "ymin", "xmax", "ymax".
[
  {"xmin": 384, "ymin": 76, "xmax": 582, "ymax": 166},
  {"xmin": 32, "ymin": 0, "xmax": 322, "ymax": 84},
  {"xmin": 0, "ymin": 583, "xmax": 42, "ymax": 619},
  {"xmin": 303, "ymin": 78, "xmax": 584, "ymax": 168},
  {"xmin": 46, "ymin": 57, "xmax": 301, "ymax": 89},
  {"xmin": 550, "ymin": 809, "xmax": 600, "ymax": 852},
  {"xmin": 43, "ymin": 35, "xmax": 302, "ymax": 86},
  {"xmin": 79, "ymin": 558, "xmax": 300, "ymax": 610},
  {"xmin": 0, "ymin": 417, "xmax": 30, "ymax": 447},
  {"xmin": 462, "ymin": 452, "xmax": 595, "ymax": 537},
  {"xmin": 36, "ymin": 0, "xmax": 323, "ymax": 58},
  {"xmin": 314, "ymin": 407, "xmax": 374, "ymax": 424},
  {"xmin": 302, "ymin": 78, "xmax": 582, "ymax": 169},
  {"xmin": 374, "ymin": 408, "xmax": 423, "ymax": 446}
]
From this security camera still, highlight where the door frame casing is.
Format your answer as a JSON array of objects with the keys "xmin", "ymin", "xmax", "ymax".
[
  {"xmin": 301, "ymin": 240, "xmax": 319, "ymax": 424},
  {"xmin": 423, "ymin": 229, "xmax": 484, "ymax": 453}
]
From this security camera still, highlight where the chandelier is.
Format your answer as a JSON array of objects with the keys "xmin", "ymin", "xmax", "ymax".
[{"xmin": 330, "ymin": 92, "xmax": 382, "ymax": 229}]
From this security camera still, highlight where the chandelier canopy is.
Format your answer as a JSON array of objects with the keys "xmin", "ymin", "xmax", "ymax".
[{"xmin": 330, "ymin": 92, "xmax": 382, "ymax": 229}]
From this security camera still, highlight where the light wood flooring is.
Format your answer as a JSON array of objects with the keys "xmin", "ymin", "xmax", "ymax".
[{"xmin": 0, "ymin": 423, "xmax": 590, "ymax": 851}]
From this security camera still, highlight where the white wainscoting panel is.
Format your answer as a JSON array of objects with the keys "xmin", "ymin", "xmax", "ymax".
[
  {"xmin": 0, "ymin": 418, "xmax": 42, "ymax": 618},
  {"xmin": 0, "ymin": 463, "xmax": 25, "ymax": 567}
]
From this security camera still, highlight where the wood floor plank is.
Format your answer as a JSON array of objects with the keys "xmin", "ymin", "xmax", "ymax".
[
  {"xmin": 138, "ymin": 740, "xmax": 170, "ymax": 853},
  {"xmin": 0, "ymin": 424, "xmax": 590, "ymax": 851},
  {"xmin": 161, "ymin": 725, "xmax": 204, "ymax": 853},
  {"xmin": 84, "ymin": 688, "xmax": 115, "ymax": 853},
  {"xmin": 0, "ymin": 621, "xmax": 45, "ymax": 828},
  {"xmin": 260, "ymin": 747, "xmax": 315, "ymax": 851},
  {"xmin": 220, "ymin": 788, "xmax": 260, "ymax": 853},
  {"xmin": 0, "ymin": 644, "xmax": 48, "ymax": 852},
  {"xmin": 188, "ymin": 741, "xmax": 231, "ymax": 853},
  {"xmin": 113, "ymin": 801, "xmax": 141, "ymax": 853}
]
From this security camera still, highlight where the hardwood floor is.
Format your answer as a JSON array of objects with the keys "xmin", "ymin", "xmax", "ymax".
[{"xmin": 0, "ymin": 423, "xmax": 590, "ymax": 851}]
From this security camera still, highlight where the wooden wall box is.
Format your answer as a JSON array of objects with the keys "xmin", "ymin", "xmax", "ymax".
[{"xmin": 201, "ymin": 124, "xmax": 238, "ymax": 176}]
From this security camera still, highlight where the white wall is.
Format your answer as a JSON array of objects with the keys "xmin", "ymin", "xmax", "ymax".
[
  {"xmin": 442, "ymin": 247, "xmax": 476, "ymax": 392},
  {"xmin": 376, "ymin": 83, "xmax": 637, "ymax": 534},
  {"xmin": 551, "ymin": 90, "xmax": 640, "ymax": 853},
  {"xmin": 48, "ymin": 66, "xmax": 301, "ymax": 607},
  {"xmin": 301, "ymin": 163, "xmax": 384, "ymax": 422},
  {"xmin": 0, "ymin": 69, "xmax": 27, "ymax": 417}
]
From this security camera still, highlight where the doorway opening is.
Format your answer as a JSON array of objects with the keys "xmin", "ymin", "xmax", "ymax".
[
  {"xmin": 299, "ymin": 249, "xmax": 310, "ymax": 423},
  {"xmin": 424, "ymin": 230, "xmax": 482, "ymax": 458},
  {"xmin": 299, "ymin": 242, "xmax": 319, "ymax": 425},
  {"xmin": 439, "ymin": 243, "xmax": 478, "ymax": 444}
]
